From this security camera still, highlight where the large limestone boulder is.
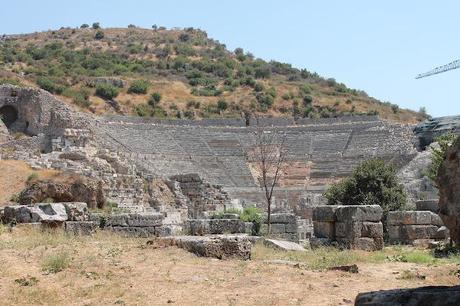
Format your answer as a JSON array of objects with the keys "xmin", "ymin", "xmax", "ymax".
[
  {"xmin": 437, "ymin": 137, "xmax": 460, "ymax": 247},
  {"xmin": 157, "ymin": 235, "xmax": 252, "ymax": 260},
  {"xmin": 18, "ymin": 179, "xmax": 105, "ymax": 209},
  {"xmin": 355, "ymin": 285, "xmax": 460, "ymax": 306}
]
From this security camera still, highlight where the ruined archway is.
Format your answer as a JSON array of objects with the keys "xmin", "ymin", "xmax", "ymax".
[{"xmin": 0, "ymin": 105, "xmax": 18, "ymax": 129}]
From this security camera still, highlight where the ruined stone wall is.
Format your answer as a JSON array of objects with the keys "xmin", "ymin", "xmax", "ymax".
[
  {"xmin": 387, "ymin": 210, "xmax": 448, "ymax": 245},
  {"xmin": 312, "ymin": 205, "xmax": 384, "ymax": 251}
]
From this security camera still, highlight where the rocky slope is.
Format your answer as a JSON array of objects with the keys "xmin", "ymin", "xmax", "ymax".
[{"xmin": 0, "ymin": 25, "xmax": 426, "ymax": 123}]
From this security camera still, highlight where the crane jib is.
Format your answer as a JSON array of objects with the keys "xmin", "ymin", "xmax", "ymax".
[{"xmin": 416, "ymin": 59, "xmax": 460, "ymax": 79}]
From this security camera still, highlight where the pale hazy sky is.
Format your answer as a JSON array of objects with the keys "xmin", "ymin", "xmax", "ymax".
[{"xmin": 1, "ymin": 0, "xmax": 459, "ymax": 117}]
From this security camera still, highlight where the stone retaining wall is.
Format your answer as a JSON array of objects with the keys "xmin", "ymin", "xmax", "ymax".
[
  {"xmin": 260, "ymin": 213, "xmax": 309, "ymax": 242},
  {"xmin": 387, "ymin": 210, "xmax": 448, "ymax": 245},
  {"xmin": 312, "ymin": 205, "xmax": 384, "ymax": 251}
]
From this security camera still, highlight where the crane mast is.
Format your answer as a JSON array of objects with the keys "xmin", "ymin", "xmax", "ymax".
[{"xmin": 416, "ymin": 59, "xmax": 460, "ymax": 79}]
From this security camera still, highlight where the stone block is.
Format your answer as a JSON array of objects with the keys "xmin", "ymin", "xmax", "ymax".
[
  {"xmin": 209, "ymin": 219, "xmax": 246, "ymax": 234},
  {"xmin": 430, "ymin": 213, "xmax": 444, "ymax": 226},
  {"xmin": 415, "ymin": 200, "xmax": 439, "ymax": 213},
  {"xmin": 264, "ymin": 213, "xmax": 296, "ymax": 224},
  {"xmin": 313, "ymin": 221, "xmax": 335, "ymax": 238},
  {"xmin": 63, "ymin": 202, "xmax": 89, "ymax": 221},
  {"xmin": 312, "ymin": 206, "xmax": 337, "ymax": 222},
  {"xmin": 188, "ymin": 219, "xmax": 210, "ymax": 235},
  {"xmin": 263, "ymin": 239, "xmax": 306, "ymax": 252},
  {"xmin": 285, "ymin": 222, "xmax": 298, "ymax": 233},
  {"xmin": 270, "ymin": 224, "xmax": 286, "ymax": 234},
  {"xmin": 361, "ymin": 222, "xmax": 383, "ymax": 238},
  {"xmin": 387, "ymin": 211, "xmax": 432, "ymax": 226},
  {"xmin": 106, "ymin": 213, "xmax": 163, "ymax": 227},
  {"xmin": 65, "ymin": 221, "xmax": 97, "ymax": 235},
  {"xmin": 355, "ymin": 286, "xmax": 460, "ymax": 306},
  {"xmin": 335, "ymin": 222, "xmax": 346, "ymax": 238},
  {"xmin": 402, "ymin": 225, "xmax": 439, "ymax": 240},
  {"xmin": 110, "ymin": 226, "xmax": 157, "ymax": 237},
  {"xmin": 353, "ymin": 237, "xmax": 383, "ymax": 251},
  {"xmin": 159, "ymin": 235, "xmax": 252, "ymax": 260},
  {"xmin": 387, "ymin": 225, "xmax": 401, "ymax": 240},
  {"xmin": 335, "ymin": 205, "xmax": 382, "ymax": 222}
]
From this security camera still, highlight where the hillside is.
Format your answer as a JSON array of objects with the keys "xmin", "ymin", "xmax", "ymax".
[{"xmin": 0, "ymin": 25, "xmax": 427, "ymax": 123}]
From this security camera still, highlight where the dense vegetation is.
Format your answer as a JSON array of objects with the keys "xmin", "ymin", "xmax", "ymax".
[
  {"xmin": 0, "ymin": 25, "xmax": 427, "ymax": 122},
  {"xmin": 324, "ymin": 159, "xmax": 407, "ymax": 214}
]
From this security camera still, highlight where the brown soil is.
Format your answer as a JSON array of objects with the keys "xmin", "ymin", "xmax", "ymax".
[{"xmin": 0, "ymin": 227, "xmax": 458, "ymax": 306}]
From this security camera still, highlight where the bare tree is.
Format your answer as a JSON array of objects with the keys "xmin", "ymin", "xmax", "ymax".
[{"xmin": 247, "ymin": 123, "xmax": 289, "ymax": 234}]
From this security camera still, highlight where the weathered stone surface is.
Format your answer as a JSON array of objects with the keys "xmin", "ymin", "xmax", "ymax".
[
  {"xmin": 18, "ymin": 180, "xmax": 105, "ymax": 209},
  {"xmin": 350, "ymin": 237, "xmax": 383, "ymax": 251},
  {"xmin": 158, "ymin": 235, "xmax": 252, "ymax": 260},
  {"xmin": 105, "ymin": 213, "xmax": 163, "ymax": 227},
  {"xmin": 361, "ymin": 222, "xmax": 383, "ymax": 238},
  {"xmin": 355, "ymin": 285, "xmax": 460, "ymax": 306},
  {"xmin": 387, "ymin": 211, "xmax": 433, "ymax": 226},
  {"xmin": 63, "ymin": 202, "xmax": 89, "ymax": 221},
  {"xmin": 312, "ymin": 206, "xmax": 337, "ymax": 222},
  {"xmin": 389, "ymin": 224, "xmax": 439, "ymax": 242},
  {"xmin": 437, "ymin": 137, "xmax": 460, "ymax": 247},
  {"xmin": 188, "ymin": 219, "xmax": 246, "ymax": 235},
  {"xmin": 3, "ymin": 203, "xmax": 68, "ymax": 223},
  {"xmin": 335, "ymin": 222, "xmax": 346, "ymax": 238},
  {"xmin": 65, "ymin": 221, "xmax": 97, "ymax": 235},
  {"xmin": 416, "ymin": 199, "xmax": 439, "ymax": 213},
  {"xmin": 263, "ymin": 239, "xmax": 306, "ymax": 252},
  {"xmin": 335, "ymin": 205, "xmax": 382, "ymax": 222},
  {"xmin": 261, "ymin": 223, "xmax": 286, "ymax": 234},
  {"xmin": 110, "ymin": 226, "xmax": 157, "ymax": 237},
  {"xmin": 313, "ymin": 221, "xmax": 335, "ymax": 238},
  {"xmin": 263, "ymin": 213, "xmax": 297, "ymax": 224},
  {"xmin": 435, "ymin": 226, "xmax": 450, "ymax": 240}
]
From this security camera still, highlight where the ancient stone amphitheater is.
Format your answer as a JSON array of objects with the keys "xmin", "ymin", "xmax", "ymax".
[{"xmin": 0, "ymin": 85, "xmax": 433, "ymax": 240}]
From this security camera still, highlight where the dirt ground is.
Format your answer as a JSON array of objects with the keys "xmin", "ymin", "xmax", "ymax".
[{"xmin": 0, "ymin": 226, "xmax": 458, "ymax": 306}]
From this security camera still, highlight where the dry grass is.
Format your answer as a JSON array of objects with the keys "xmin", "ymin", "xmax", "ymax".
[
  {"xmin": 0, "ymin": 225, "xmax": 459, "ymax": 306},
  {"xmin": 0, "ymin": 160, "xmax": 60, "ymax": 205}
]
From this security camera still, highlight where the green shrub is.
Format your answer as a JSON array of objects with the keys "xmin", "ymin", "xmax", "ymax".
[
  {"xmin": 240, "ymin": 207, "xmax": 262, "ymax": 235},
  {"xmin": 0, "ymin": 78, "xmax": 23, "ymax": 86},
  {"xmin": 80, "ymin": 24, "xmax": 89, "ymax": 29},
  {"xmin": 94, "ymin": 31, "xmax": 104, "ymax": 40},
  {"xmin": 134, "ymin": 104, "xmax": 154, "ymax": 117},
  {"xmin": 299, "ymin": 84, "xmax": 311, "ymax": 95},
  {"xmin": 324, "ymin": 158, "xmax": 406, "ymax": 214},
  {"xmin": 149, "ymin": 92, "xmax": 162, "ymax": 106},
  {"xmin": 92, "ymin": 22, "xmax": 101, "ymax": 29},
  {"xmin": 217, "ymin": 99, "xmax": 228, "ymax": 111},
  {"xmin": 128, "ymin": 79, "xmax": 150, "ymax": 94},
  {"xmin": 36, "ymin": 76, "xmax": 65, "ymax": 94},
  {"xmin": 302, "ymin": 95, "xmax": 312, "ymax": 106},
  {"xmin": 26, "ymin": 173, "xmax": 39, "ymax": 184},
  {"xmin": 42, "ymin": 251, "xmax": 71, "ymax": 273},
  {"xmin": 95, "ymin": 83, "xmax": 119, "ymax": 100}
]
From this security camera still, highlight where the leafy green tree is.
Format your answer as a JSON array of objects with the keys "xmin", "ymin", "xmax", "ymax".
[
  {"xmin": 92, "ymin": 22, "xmax": 101, "ymax": 29},
  {"xmin": 324, "ymin": 158, "xmax": 407, "ymax": 214},
  {"xmin": 95, "ymin": 84, "xmax": 119, "ymax": 100},
  {"xmin": 80, "ymin": 24, "xmax": 89, "ymax": 29},
  {"xmin": 426, "ymin": 133, "xmax": 458, "ymax": 188}
]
